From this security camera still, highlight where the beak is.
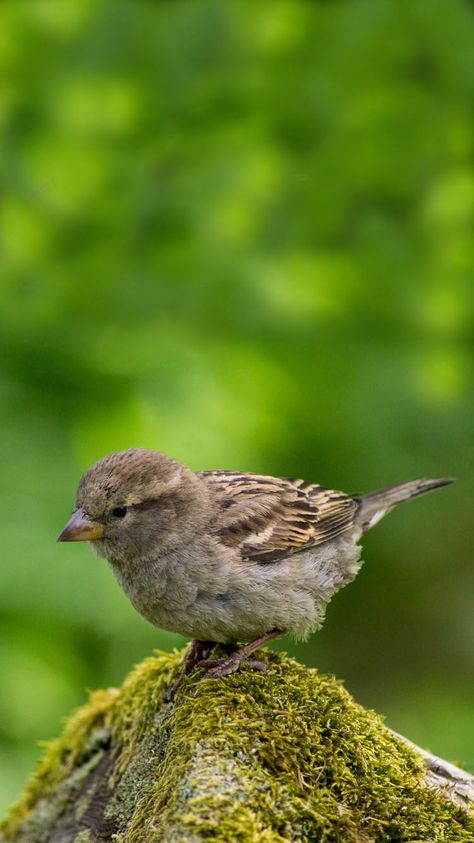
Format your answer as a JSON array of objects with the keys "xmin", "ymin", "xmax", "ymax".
[{"xmin": 57, "ymin": 508, "xmax": 105, "ymax": 542}]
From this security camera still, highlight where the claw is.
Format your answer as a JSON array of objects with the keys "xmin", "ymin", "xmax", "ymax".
[
  {"xmin": 167, "ymin": 639, "xmax": 214, "ymax": 699},
  {"xmin": 195, "ymin": 658, "xmax": 221, "ymax": 669},
  {"xmin": 202, "ymin": 655, "xmax": 268, "ymax": 681},
  {"xmin": 243, "ymin": 659, "xmax": 268, "ymax": 671},
  {"xmin": 167, "ymin": 629, "xmax": 281, "ymax": 697}
]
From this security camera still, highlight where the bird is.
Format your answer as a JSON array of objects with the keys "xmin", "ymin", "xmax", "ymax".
[{"xmin": 58, "ymin": 448, "xmax": 452, "ymax": 695}]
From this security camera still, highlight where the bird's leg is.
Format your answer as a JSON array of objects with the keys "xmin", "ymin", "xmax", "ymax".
[
  {"xmin": 168, "ymin": 639, "xmax": 215, "ymax": 698},
  {"xmin": 197, "ymin": 629, "xmax": 281, "ymax": 680}
]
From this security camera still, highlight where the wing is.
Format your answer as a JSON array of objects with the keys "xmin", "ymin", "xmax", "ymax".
[{"xmin": 198, "ymin": 470, "xmax": 358, "ymax": 563}]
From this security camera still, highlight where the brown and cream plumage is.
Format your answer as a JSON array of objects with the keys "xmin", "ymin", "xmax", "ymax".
[
  {"xmin": 58, "ymin": 448, "xmax": 452, "ymax": 693},
  {"xmin": 199, "ymin": 471, "xmax": 358, "ymax": 563}
]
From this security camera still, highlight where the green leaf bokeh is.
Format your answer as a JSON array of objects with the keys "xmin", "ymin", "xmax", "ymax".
[{"xmin": 1, "ymin": 0, "xmax": 473, "ymax": 814}]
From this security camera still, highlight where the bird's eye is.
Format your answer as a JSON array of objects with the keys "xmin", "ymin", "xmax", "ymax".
[{"xmin": 112, "ymin": 505, "xmax": 127, "ymax": 519}]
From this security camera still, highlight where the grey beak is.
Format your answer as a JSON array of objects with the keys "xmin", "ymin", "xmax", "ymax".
[{"xmin": 57, "ymin": 507, "xmax": 105, "ymax": 542}]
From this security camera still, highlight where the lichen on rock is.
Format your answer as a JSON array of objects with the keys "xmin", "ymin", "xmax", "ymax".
[{"xmin": 1, "ymin": 648, "xmax": 473, "ymax": 842}]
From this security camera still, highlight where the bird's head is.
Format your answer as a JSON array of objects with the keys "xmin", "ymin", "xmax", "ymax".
[{"xmin": 58, "ymin": 448, "xmax": 208, "ymax": 564}]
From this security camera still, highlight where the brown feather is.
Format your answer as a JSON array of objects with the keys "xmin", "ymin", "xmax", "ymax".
[{"xmin": 198, "ymin": 471, "xmax": 358, "ymax": 563}]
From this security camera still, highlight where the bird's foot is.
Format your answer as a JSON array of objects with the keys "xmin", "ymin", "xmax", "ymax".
[
  {"xmin": 197, "ymin": 654, "xmax": 268, "ymax": 680},
  {"xmin": 197, "ymin": 628, "xmax": 281, "ymax": 682},
  {"xmin": 167, "ymin": 639, "xmax": 214, "ymax": 699}
]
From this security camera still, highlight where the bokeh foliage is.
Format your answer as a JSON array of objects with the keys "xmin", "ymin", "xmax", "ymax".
[{"xmin": 1, "ymin": 0, "xmax": 473, "ymax": 815}]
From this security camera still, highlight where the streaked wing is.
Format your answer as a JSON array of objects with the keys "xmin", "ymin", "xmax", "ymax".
[{"xmin": 198, "ymin": 471, "xmax": 358, "ymax": 563}]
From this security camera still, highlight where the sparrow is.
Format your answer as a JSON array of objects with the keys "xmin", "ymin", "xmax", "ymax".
[{"xmin": 58, "ymin": 448, "xmax": 452, "ymax": 695}]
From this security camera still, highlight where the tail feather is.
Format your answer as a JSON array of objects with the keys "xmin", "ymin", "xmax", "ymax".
[{"xmin": 356, "ymin": 477, "xmax": 453, "ymax": 531}]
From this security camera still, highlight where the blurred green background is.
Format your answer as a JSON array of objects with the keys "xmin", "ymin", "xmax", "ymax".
[{"xmin": 1, "ymin": 0, "xmax": 473, "ymax": 815}]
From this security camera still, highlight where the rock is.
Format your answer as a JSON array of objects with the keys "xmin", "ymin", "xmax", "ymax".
[{"xmin": 1, "ymin": 648, "xmax": 473, "ymax": 842}]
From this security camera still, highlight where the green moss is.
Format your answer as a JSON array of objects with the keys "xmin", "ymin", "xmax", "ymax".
[
  {"xmin": 1, "ymin": 687, "xmax": 118, "ymax": 840},
  {"xmin": 1, "ymin": 648, "xmax": 473, "ymax": 842}
]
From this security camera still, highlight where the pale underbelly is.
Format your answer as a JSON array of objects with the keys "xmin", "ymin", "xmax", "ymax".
[{"xmin": 111, "ymin": 532, "xmax": 363, "ymax": 643}]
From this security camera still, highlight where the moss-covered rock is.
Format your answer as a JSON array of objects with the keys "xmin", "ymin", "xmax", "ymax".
[{"xmin": 1, "ymin": 648, "xmax": 473, "ymax": 842}]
